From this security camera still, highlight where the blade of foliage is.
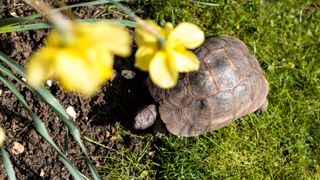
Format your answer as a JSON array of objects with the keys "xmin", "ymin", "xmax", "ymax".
[
  {"xmin": 0, "ymin": 17, "xmax": 31, "ymax": 27},
  {"xmin": 0, "ymin": 147, "xmax": 17, "ymax": 180},
  {"xmin": 0, "ymin": 22, "xmax": 51, "ymax": 33},
  {"xmin": 0, "ymin": 51, "xmax": 100, "ymax": 180},
  {"xmin": 0, "ymin": 61, "xmax": 25, "ymax": 85},
  {"xmin": 0, "ymin": 72, "xmax": 85, "ymax": 180},
  {"xmin": 0, "ymin": 0, "xmax": 124, "ymax": 28},
  {"xmin": 81, "ymin": 19, "xmax": 136, "ymax": 27},
  {"xmin": 64, "ymin": 127, "xmax": 70, "ymax": 155},
  {"xmin": 0, "ymin": 19, "xmax": 135, "ymax": 33},
  {"xmin": 35, "ymin": 88, "xmax": 101, "ymax": 180},
  {"xmin": 187, "ymin": 0, "xmax": 219, "ymax": 6},
  {"xmin": 0, "ymin": 51, "xmax": 25, "ymax": 75}
]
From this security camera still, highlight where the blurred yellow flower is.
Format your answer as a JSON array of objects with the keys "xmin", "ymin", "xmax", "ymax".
[
  {"xmin": 134, "ymin": 21, "xmax": 204, "ymax": 88},
  {"xmin": 0, "ymin": 127, "xmax": 5, "ymax": 146},
  {"xmin": 26, "ymin": 22, "xmax": 132, "ymax": 96}
]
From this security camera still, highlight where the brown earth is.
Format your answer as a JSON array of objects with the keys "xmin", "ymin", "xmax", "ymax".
[{"xmin": 0, "ymin": 0, "xmax": 155, "ymax": 179}]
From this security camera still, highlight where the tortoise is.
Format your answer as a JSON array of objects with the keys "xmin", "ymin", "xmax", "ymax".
[{"xmin": 134, "ymin": 35, "xmax": 269, "ymax": 137}]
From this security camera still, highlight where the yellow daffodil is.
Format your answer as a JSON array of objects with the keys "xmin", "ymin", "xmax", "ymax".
[
  {"xmin": 134, "ymin": 21, "xmax": 205, "ymax": 88},
  {"xmin": 26, "ymin": 22, "xmax": 132, "ymax": 96}
]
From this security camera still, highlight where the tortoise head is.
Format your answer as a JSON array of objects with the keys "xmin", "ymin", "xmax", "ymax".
[{"xmin": 133, "ymin": 104, "xmax": 157, "ymax": 130}]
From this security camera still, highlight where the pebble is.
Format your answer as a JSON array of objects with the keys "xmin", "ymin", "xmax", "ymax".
[
  {"xmin": 148, "ymin": 150, "xmax": 156, "ymax": 156},
  {"xmin": 40, "ymin": 169, "xmax": 45, "ymax": 177},
  {"xmin": 105, "ymin": 130, "xmax": 111, "ymax": 138},
  {"xmin": 46, "ymin": 79, "xmax": 52, "ymax": 87},
  {"xmin": 12, "ymin": 141, "xmax": 24, "ymax": 155},
  {"xmin": 0, "ymin": 127, "xmax": 5, "ymax": 146},
  {"xmin": 121, "ymin": 69, "xmax": 136, "ymax": 79},
  {"xmin": 110, "ymin": 135, "xmax": 118, "ymax": 142},
  {"xmin": 66, "ymin": 106, "xmax": 77, "ymax": 120}
]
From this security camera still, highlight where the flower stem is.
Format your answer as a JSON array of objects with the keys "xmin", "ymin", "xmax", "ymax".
[
  {"xmin": 111, "ymin": 1, "xmax": 166, "ymax": 47},
  {"xmin": 22, "ymin": 0, "xmax": 73, "ymax": 42}
]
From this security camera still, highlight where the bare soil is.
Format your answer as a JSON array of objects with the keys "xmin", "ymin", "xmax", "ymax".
[{"xmin": 0, "ymin": 1, "xmax": 154, "ymax": 179}]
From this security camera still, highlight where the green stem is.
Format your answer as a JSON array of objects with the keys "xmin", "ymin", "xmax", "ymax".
[
  {"xmin": 22, "ymin": 0, "xmax": 74, "ymax": 44},
  {"xmin": 111, "ymin": 1, "xmax": 166, "ymax": 47}
]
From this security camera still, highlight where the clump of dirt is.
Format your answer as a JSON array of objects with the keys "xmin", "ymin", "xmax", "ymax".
[{"xmin": 0, "ymin": 0, "xmax": 153, "ymax": 179}]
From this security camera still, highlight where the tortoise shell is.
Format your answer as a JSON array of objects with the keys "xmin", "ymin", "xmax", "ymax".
[{"xmin": 147, "ymin": 35, "xmax": 269, "ymax": 137}]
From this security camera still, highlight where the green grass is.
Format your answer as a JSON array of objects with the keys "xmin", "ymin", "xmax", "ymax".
[{"xmin": 99, "ymin": 0, "xmax": 320, "ymax": 178}]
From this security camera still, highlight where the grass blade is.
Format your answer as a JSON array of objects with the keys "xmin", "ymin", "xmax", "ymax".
[
  {"xmin": 187, "ymin": 0, "xmax": 219, "ymax": 6},
  {"xmin": 0, "ymin": 52, "xmax": 100, "ymax": 179},
  {"xmin": 0, "ymin": 147, "xmax": 17, "ymax": 180},
  {"xmin": 0, "ymin": 73, "xmax": 85, "ymax": 180}
]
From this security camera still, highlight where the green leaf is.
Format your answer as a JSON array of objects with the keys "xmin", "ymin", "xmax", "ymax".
[
  {"xmin": 0, "ymin": 51, "xmax": 25, "ymax": 75},
  {"xmin": 0, "ymin": 147, "xmax": 17, "ymax": 180}
]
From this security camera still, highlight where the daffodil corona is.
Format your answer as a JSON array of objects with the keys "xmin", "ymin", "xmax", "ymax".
[
  {"xmin": 134, "ymin": 21, "xmax": 205, "ymax": 88},
  {"xmin": 26, "ymin": 22, "xmax": 131, "ymax": 96}
]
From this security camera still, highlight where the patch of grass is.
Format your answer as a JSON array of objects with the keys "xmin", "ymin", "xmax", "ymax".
[{"xmin": 100, "ymin": 0, "xmax": 320, "ymax": 178}]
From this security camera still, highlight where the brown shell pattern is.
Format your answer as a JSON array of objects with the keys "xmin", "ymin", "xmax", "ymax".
[{"xmin": 148, "ymin": 35, "xmax": 269, "ymax": 137}]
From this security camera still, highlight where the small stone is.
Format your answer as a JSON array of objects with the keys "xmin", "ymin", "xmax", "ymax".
[
  {"xmin": 121, "ymin": 69, "xmax": 136, "ymax": 79},
  {"xmin": 46, "ymin": 80, "xmax": 52, "ymax": 87},
  {"xmin": 94, "ymin": 160, "xmax": 101, "ymax": 168},
  {"xmin": 12, "ymin": 142, "xmax": 24, "ymax": 155},
  {"xmin": 0, "ymin": 127, "xmax": 5, "ymax": 146},
  {"xmin": 11, "ymin": 120, "xmax": 19, "ymax": 133},
  {"xmin": 110, "ymin": 135, "xmax": 118, "ymax": 142},
  {"xmin": 148, "ymin": 150, "xmax": 155, "ymax": 156},
  {"xmin": 105, "ymin": 130, "xmax": 111, "ymax": 138},
  {"xmin": 9, "ymin": 11, "xmax": 18, "ymax": 17},
  {"xmin": 21, "ymin": 77, "xmax": 27, "ymax": 82},
  {"xmin": 40, "ymin": 169, "xmax": 45, "ymax": 177},
  {"xmin": 66, "ymin": 106, "xmax": 77, "ymax": 120},
  {"xmin": 111, "ymin": 70, "xmax": 117, "ymax": 81}
]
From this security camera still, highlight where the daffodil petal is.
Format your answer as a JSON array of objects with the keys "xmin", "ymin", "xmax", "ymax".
[
  {"xmin": 86, "ymin": 47, "xmax": 114, "ymax": 81},
  {"xmin": 149, "ymin": 51, "xmax": 178, "ymax": 89},
  {"xmin": 74, "ymin": 23, "xmax": 132, "ymax": 57},
  {"xmin": 55, "ymin": 50, "xmax": 102, "ymax": 96},
  {"xmin": 135, "ymin": 20, "xmax": 164, "ymax": 48},
  {"xmin": 164, "ymin": 22, "xmax": 174, "ymax": 38},
  {"xmin": 135, "ymin": 46, "xmax": 156, "ymax": 71},
  {"xmin": 168, "ymin": 22, "xmax": 204, "ymax": 49},
  {"xmin": 26, "ymin": 47, "xmax": 56, "ymax": 87},
  {"xmin": 169, "ymin": 49, "xmax": 200, "ymax": 72}
]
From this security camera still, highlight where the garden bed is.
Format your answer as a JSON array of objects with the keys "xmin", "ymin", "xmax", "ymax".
[{"xmin": 1, "ymin": 0, "xmax": 320, "ymax": 179}]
